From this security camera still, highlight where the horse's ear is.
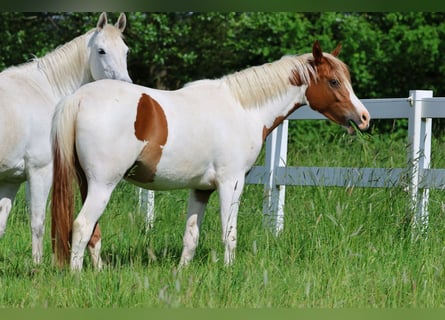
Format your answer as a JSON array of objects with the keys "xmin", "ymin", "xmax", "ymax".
[
  {"xmin": 115, "ymin": 13, "xmax": 127, "ymax": 32},
  {"xmin": 312, "ymin": 40, "xmax": 323, "ymax": 65},
  {"xmin": 96, "ymin": 12, "xmax": 108, "ymax": 31},
  {"xmin": 331, "ymin": 43, "xmax": 342, "ymax": 57}
]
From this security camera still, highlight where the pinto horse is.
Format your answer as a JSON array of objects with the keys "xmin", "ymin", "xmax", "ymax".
[
  {"xmin": 51, "ymin": 40, "xmax": 370, "ymax": 271},
  {"xmin": 0, "ymin": 12, "xmax": 131, "ymax": 265}
]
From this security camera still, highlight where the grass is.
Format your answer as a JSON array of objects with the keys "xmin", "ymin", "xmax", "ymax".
[{"xmin": 2, "ymin": 122, "xmax": 445, "ymax": 307}]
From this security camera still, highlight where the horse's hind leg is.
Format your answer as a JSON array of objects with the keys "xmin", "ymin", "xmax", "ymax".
[
  {"xmin": 179, "ymin": 189, "xmax": 214, "ymax": 266},
  {"xmin": 71, "ymin": 182, "xmax": 117, "ymax": 271},
  {"xmin": 0, "ymin": 182, "xmax": 20, "ymax": 238},
  {"xmin": 76, "ymin": 165, "xmax": 104, "ymax": 270}
]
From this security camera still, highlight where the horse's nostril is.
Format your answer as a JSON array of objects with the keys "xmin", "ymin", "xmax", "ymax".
[{"xmin": 362, "ymin": 113, "xmax": 368, "ymax": 122}]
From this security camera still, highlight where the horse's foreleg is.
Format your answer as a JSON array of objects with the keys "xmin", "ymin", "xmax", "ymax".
[
  {"xmin": 0, "ymin": 183, "xmax": 20, "ymax": 238},
  {"xmin": 28, "ymin": 165, "xmax": 52, "ymax": 264},
  {"xmin": 179, "ymin": 189, "xmax": 214, "ymax": 266},
  {"xmin": 218, "ymin": 175, "xmax": 245, "ymax": 266}
]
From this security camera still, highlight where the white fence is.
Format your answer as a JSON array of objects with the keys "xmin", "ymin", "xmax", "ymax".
[{"xmin": 140, "ymin": 90, "xmax": 445, "ymax": 234}]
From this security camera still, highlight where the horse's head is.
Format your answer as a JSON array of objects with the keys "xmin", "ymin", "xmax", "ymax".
[
  {"xmin": 304, "ymin": 40, "xmax": 370, "ymax": 134},
  {"xmin": 88, "ymin": 12, "xmax": 132, "ymax": 83}
]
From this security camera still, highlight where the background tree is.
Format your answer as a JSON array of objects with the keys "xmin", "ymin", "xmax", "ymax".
[{"xmin": 2, "ymin": 12, "xmax": 445, "ymax": 135}]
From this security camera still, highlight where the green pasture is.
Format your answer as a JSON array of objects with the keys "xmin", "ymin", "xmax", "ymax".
[{"xmin": 1, "ymin": 120, "xmax": 445, "ymax": 307}]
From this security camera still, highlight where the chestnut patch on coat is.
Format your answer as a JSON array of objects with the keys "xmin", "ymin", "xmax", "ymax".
[
  {"xmin": 88, "ymin": 223, "xmax": 101, "ymax": 249},
  {"xmin": 262, "ymin": 103, "xmax": 302, "ymax": 141},
  {"xmin": 128, "ymin": 93, "xmax": 168, "ymax": 183}
]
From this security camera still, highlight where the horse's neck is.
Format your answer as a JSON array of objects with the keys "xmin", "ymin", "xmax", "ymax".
[
  {"xmin": 255, "ymin": 84, "xmax": 308, "ymax": 135},
  {"xmin": 36, "ymin": 32, "xmax": 93, "ymax": 99},
  {"xmin": 223, "ymin": 56, "xmax": 311, "ymax": 131}
]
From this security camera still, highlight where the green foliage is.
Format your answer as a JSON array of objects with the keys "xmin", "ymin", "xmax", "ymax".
[
  {"xmin": 2, "ymin": 12, "xmax": 445, "ymax": 96},
  {"xmin": 123, "ymin": 12, "xmax": 312, "ymax": 88},
  {"xmin": 0, "ymin": 13, "xmax": 96, "ymax": 70}
]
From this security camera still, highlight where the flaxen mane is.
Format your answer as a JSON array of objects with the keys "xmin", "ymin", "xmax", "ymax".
[
  {"xmin": 223, "ymin": 53, "xmax": 316, "ymax": 108},
  {"xmin": 224, "ymin": 52, "xmax": 350, "ymax": 109}
]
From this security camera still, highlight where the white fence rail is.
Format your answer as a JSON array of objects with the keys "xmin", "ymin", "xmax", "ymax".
[{"xmin": 140, "ymin": 90, "xmax": 445, "ymax": 234}]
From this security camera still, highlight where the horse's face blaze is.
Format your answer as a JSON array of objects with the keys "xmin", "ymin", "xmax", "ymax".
[{"xmin": 128, "ymin": 93, "xmax": 168, "ymax": 183}]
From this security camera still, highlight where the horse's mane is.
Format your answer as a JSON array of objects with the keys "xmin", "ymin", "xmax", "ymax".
[
  {"xmin": 223, "ymin": 52, "xmax": 350, "ymax": 109},
  {"xmin": 0, "ymin": 28, "xmax": 97, "ymax": 98},
  {"xmin": 222, "ymin": 53, "xmax": 317, "ymax": 109},
  {"xmin": 34, "ymin": 29, "xmax": 95, "ymax": 97}
]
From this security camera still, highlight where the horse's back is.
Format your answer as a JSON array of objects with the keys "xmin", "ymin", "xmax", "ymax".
[{"xmin": 69, "ymin": 79, "xmax": 263, "ymax": 191}]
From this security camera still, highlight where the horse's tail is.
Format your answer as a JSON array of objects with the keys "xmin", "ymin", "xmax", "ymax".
[{"xmin": 50, "ymin": 94, "xmax": 82, "ymax": 268}]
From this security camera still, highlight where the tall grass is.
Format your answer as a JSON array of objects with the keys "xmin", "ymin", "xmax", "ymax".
[{"xmin": 2, "ymin": 121, "xmax": 445, "ymax": 307}]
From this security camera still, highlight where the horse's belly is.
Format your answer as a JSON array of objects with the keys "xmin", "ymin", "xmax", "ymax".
[
  {"xmin": 0, "ymin": 159, "xmax": 26, "ymax": 182},
  {"xmin": 125, "ymin": 158, "xmax": 217, "ymax": 191},
  {"xmin": 0, "ymin": 110, "xmax": 25, "ymax": 161}
]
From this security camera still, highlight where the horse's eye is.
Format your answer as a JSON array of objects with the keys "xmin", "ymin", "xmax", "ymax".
[
  {"xmin": 329, "ymin": 79, "xmax": 340, "ymax": 88},
  {"xmin": 98, "ymin": 48, "xmax": 106, "ymax": 55}
]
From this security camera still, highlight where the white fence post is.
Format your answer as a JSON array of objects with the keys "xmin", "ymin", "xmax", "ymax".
[
  {"xmin": 263, "ymin": 120, "xmax": 288, "ymax": 235},
  {"xmin": 408, "ymin": 90, "xmax": 433, "ymax": 233},
  {"xmin": 138, "ymin": 189, "xmax": 155, "ymax": 229}
]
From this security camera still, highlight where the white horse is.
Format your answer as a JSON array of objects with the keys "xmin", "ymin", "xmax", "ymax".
[
  {"xmin": 51, "ymin": 41, "xmax": 370, "ymax": 271},
  {"xmin": 0, "ymin": 12, "xmax": 131, "ymax": 265}
]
